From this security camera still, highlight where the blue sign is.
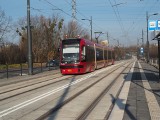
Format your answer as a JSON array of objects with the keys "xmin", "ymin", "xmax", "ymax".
[
  {"xmin": 158, "ymin": 20, "xmax": 160, "ymax": 30},
  {"xmin": 148, "ymin": 20, "xmax": 157, "ymax": 31},
  {"xmin": 148, "ymin": 20, "xmax": 160, "ymax": 31}
]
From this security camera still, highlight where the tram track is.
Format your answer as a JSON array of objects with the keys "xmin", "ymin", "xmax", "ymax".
[
  {"xmin": 0, "ymin": 73, "xmax": 62, "ymax": 94},
  {"xmin": 0, "ymin": 70, "xmax": 60, "ymax": 87},
  {"xmin": 76, "ymin": 61, "xmax": 132, "ymax": 120},
  {"xmin": 0, "ymin": 74, "xmax": 74, "ymax": 101},
  {"xmin": 0, "ymin": 62, "xmax": 121, "ymax": 101},
  {"xmin": 37, "ymin": 60, "xmax": 133, "ymax": 120},
  {"xmin": 104, "ymin": 73, "xmax": 126, "ymax": 120}
]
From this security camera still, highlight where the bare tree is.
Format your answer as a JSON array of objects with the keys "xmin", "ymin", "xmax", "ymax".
[
  {"xmin": 0, "ymin": 8, "xmax": 13, "ymax": 64},
  {"xmin": 35, "ymin": 15, "xmax": 63, "ymax": 61},
  {"xmin": 0, "ymin": 7, "xmax": 12, "ymax": 45},
  {"xmin": 16, "ymin": 17, "xmax": 28, "ymax": 63},
  {"xmin": 16, "ymin": 15, "xmax": 90, "ymax": 63},
  {"xmin": 150, "ymin": 44, "xmax": 158, "ymax": 58},
  {"xmin": 17, "ymin": 15, "xmax": 65, "ymax": 62},
  {"xmin": 0, "ymin": 43, "xmax": 21, "ymax": 64},
  {"xmin": 62, "ymin": 20, "xmax": 90, "ymax": 39}
]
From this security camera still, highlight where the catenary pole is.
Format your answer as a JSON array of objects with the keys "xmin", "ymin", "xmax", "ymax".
[{"xmin": 27, "ymin": 0, "xmax": 33, "ymax": 75}]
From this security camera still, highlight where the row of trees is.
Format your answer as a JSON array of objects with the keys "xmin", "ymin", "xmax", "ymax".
[
  {"xmin": 0, "ymin": 7, "xmax": 90, "ymax": 64},
  {"xmin": 0, "ymin": 8, "xmax": 158, "ymax": 64}
]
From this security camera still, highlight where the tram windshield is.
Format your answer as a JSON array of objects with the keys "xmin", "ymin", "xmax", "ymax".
[{"xmin": 62, "ymin": 43, "xmax": 80, "ymax": 63}]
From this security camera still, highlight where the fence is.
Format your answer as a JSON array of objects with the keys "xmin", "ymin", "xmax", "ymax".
[{"xmin": 0, "ymin": 62, "xmax": 59, "ymax": 79}]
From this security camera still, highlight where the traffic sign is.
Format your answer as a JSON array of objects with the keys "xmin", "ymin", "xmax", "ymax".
[
  {"xmin": 148, "ymin": 20, "xmax": 160, "ymax": 31},
  {"xmin": 148, "ymin": 20, "xmax": 157, "ymax": 31},
  {"xmin": 158, "ymin": 20, "xmax": 160, "ymax": 30}
]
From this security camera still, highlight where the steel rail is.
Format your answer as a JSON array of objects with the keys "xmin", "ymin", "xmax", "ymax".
[
  {"xmin": 37, "ymin": 61, "xmax": 132, "ymax": 120},
  {"xmin": 76, "ymin": 62, "xmax": 132, "ymax": 120}
]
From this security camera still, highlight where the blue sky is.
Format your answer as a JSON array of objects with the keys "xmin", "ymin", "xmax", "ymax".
[{"xmin": 0, "ymin": 0, "xmax": 160, "ymax": 46}]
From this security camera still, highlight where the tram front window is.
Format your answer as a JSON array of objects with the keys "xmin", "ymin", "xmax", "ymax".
[{"xmin": 62, "ymin": 43, "xmax": 80, "ymax": 63}]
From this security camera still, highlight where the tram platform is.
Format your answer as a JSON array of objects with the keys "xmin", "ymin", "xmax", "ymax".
[{"xmin": 109, "ymin": 60, "xmax": 160, "ymax": 120}]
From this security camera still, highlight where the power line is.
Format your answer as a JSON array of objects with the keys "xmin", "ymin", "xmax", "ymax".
[
  {"xmin": 108, "ymin": 0, "xmax": 128, "ymax": 42},
  {"xmin": 63, "ymin": 0, "xmax": 109, "ymax": 36},
  {"xmin": 41, "ymin": 0, "xmax": 72, "ymax": 18},
  {"xmin": 113, "ymin": 0, "xmax": 125, "ymax": 32},
  {"xmin": 36, "ymin": 0, "xmax": 122, "ymax": 41}
]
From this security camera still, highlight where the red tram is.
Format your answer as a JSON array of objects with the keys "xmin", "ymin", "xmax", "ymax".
[{"xmin": 59, "ymin": 38, "xmax": 115, "ymax": 74}]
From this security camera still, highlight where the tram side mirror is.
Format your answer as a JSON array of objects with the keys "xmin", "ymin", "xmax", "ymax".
[
  {"xmin": 82, "ymin": 54, "xmax": 85, "ymax": 61},
  {"xmin": 81, "ymin": 46, "xmax": 86, "ymax": 61},
  {"xmin": 58, "ymin": 47, "xmax": 60, "ymax": 52}
]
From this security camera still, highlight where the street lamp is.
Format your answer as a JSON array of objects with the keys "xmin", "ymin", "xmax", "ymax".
[
  {"xmin": 146, "ymin": 11, "xmax": 158, "ymax": 63},
  {"xmin": 94, "ymin": 32, "xmax": 102, "ymax": 43},
  {"xmin": 82, "ymin": 16, "xmax": 92, "ymax": 41}
]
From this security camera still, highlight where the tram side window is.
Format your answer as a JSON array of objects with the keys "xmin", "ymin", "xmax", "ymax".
[
  {"xmin": 104, "ymin": 49, "xmax": 108, "ymax": 60},
  {"xmin": 86, "ymin": 46, "xmax": 94, "ymax": 61},
  {"xmin": 96, "ymin": 48, "xmax": 103, "ymax": 61},
  {"xmin": 100, "ymin": 50, "xmax": 103, "ymax": 60},
  {"xmin": 85, "ymin": 46, "xmax": 89, "ymax": 61},
  {"xmin": 108, "ymin": 51, "xmax": 111, "ymax": 59},
  {"xmin": 112, "ymin": 51, "xmax": 115, "ymax": 59}
]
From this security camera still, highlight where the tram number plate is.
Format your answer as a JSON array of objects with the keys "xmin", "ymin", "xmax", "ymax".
[{"xmin": 68, "ymin": 69, "xmax": 72, "ymax": 72}]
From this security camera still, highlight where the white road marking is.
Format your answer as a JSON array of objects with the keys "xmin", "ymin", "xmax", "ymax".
[
  {"xmin": 138, "ymin": 62, "xmax": 160, "ymax": 120},
  {"xmin": 108, "ymin": 61, "xmax": 135, "ymax": 120}
]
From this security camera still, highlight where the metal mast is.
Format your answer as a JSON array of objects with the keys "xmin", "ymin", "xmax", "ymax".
[
  {"xmin": 27, "ymin": 0, "xmax": 33, "ymax": 75},
  {"xmin": 72, "ymin": 0, "xmax": 76, "ymax": 20}
]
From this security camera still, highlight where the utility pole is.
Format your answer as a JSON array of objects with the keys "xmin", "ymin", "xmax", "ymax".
[
  {"xmin": 90, "ymin": 16, "xmax": 92, "ymax": 41},
  {"xmin": 146, "ymin": 11, "xmax": 149, "ymax": 63},
  {"xmin": 107, "ymin": 32, "xmax": 109, "ymax": 46},
  {"xmin": 146, "ymin": 11, "xmax": 158, "ymax": 63},
  {"xmin": 27, "ymin": 0, "xmax": 33, "ymax": 75},
  {"xmin": 142, "ymin": 29, "xmax": 144, "ymax": 58},
  {"xmin": 82, "ymin": 16, "xmax": 93, "ymax": 41},
  {"xmin": 137, "ymin": 38, "xmax": 139, "ymax": 60},
  {"xmin": 107, "ymin": 32, "xmax": 109, "ymax": 62},
  {"xmin": 142, "ymin": 29, "xmax": 144, "ymax": 46}
]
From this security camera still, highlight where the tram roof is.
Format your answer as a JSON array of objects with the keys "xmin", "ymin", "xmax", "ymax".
[{"xmin": 62, "ymin": 38, "xmax": 114, "ymax": 50}]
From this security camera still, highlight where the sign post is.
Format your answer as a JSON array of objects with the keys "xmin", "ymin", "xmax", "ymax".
[
  {"xmin": 152, "ymin": 32, "xmax": 160, "ymax": 83},
  {"xmin": 158, "ymin": 38, "xmax": 160, "ymax": 83}
]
